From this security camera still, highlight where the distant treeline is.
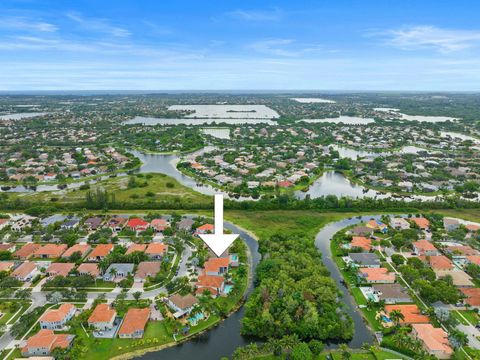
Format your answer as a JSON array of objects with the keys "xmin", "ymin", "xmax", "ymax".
[{"xmin": 0, "ymin": 189, "xmax": 478, "ymax": 215}]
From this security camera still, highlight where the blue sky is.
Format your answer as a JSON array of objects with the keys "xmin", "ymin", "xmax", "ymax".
[{"xmin": 1, "ymin": 0, "xmax": 480, "ymax": 91}]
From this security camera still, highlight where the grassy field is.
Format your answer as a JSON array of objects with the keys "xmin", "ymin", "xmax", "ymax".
[{"xmin": 5, "ymin": 173, "xmax": 210, "ymax": 205}]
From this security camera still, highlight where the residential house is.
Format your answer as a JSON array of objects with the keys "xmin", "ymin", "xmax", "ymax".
[
  {"xmin": 88, "ymin": 303, "xmax": 117, "ymax": 331},
  {"xmin": 349, "ymin": 236, "xmax": 372, "ymax": 252},
  {"xmin": 178, "ymin": 218, "xmax": 194, "ymax": 232},
  {"xmin": 411, "ymin": 324, "xmax": 453, "ymax": 359},
  {"xmin": 443, "ymin": 217, "xmax": 461, "ymax": 231},
  {"xmin": 134, "ymin": 262, "xmax": 161, "ymax": 282},
  {"xmin": 0, "ymin": 243, "xmax": 15, "ymax": 252},
  {"xmin": 350, "ymin": 226, "xmax": 374, "ymax": 237},
  {"xmin": 84, "ymin": 217, "xmax": 103, "ymax": 231},
  {"xmin": 60, "ymin": 218, "xmax": 80, "ymax": 230},
  {"xmin": 419, "ymin": 255, "xmax": 453, "ymax": 270},
  {"xmin": 126, "ymin": 218, "xmax": 150, "ymax": 232},
  {"xmin": 195, "ymin": 272, "xmax": 225, "ymax": 297},
  {"xmin": 118, "ymin": 308, "xmax": 150, "ymax": 339},
  {"xmin": 14, "ymin": 243, "xmax": 41, "ymax": 260},
  {"xmin": 34, "ymin": 244, "xmax": 68, "ymax": 259},
  {"xmin": 204, "ymin": 257, "xmax": 229, "ymax": 276},
  {"xmin": 77, "ymin": 263, "xmax": 100, "ymax": 278},
  {"xmin": 40, "ymin": 215, "xmax": 67, "ymax": 227},
  {"xmin": 385, "ymin": 304, "xmax": 430, "ymax": 324},
  {"xmin": 445, "ymin": 245, "xmax": 479, "ymax": 257},
  {"xmin": 21, "ymin": 329, "xmax": 74, "ymax": 357},
  {"xmin": 358, "ymin": 268, "xmax": 395, "ymax": 283},
  {"xmin": 87, "ymin": 244, "xmax": 114, "ymax": 262},
  {"xmin": 434, "ymin": 269, "xmax": 474, "ymax": 287},
  {"xmin": 412, "ymin": 240, "xmax": 439, "ymax": 256},
  {"xmin": 11, "ymin": 216, "xmax": 35, "ymax": 232},
  {"xmin": 461, "ymin": 288, "xmax": 480, "ymax": 308},
  {"xmin": 0, "ymin": 218, "xmax": 10, "ymax": 230},
  {"xmin": 39, "ymin": 303, "xmax": 76, "ymax": 330},
  {"xmin": 166, "ymin": 294, "xmax": 198, "ymax": 318},
  {"xmin": 347, "ymin": 253, "xmax": 381, "ymax": 268},
  {"xmin": 366, "ymin": 220, "xmax": 388, "ymax": 233},
  {"xmin": 372, "ymin": 284, "xmax": 412, "ymax": 304},
  {"xmin": 125, "ymin": 243, "xmax": 147, "ymax": 255},
  {"xmin": 61, "ymin": 244, "xmax": 91, "ymax": 259},
  {"xmin": 0, "ymin": 261, "xmax": 15, "ymax": 272},
  {"xmin": 390, "ymin": 217, "xmax": 410, "ymax": 230},
  {"xmin": 145, "ymin": 243, "xmax": 168, "ymax": 260},
  {"xmin": 103, "ymin": 263, "xmax": 134, "ymax": 282},
  {"xmin": 107, "ymin": 216, "xmax": 128, "ymax": 232},
  {"xmin": 150, "ymin": 219, "xmax": 169, "ymax": 233},
  {"xmin": 411, "ymin": 217, "xmax": 430, "ymax": 230},
  {"xmin": 12, "ymin": 261, "xmax": 38, "ymax": 281},
  {"xmin": 46, "ymin": 263, "xmax": 75, "ymax": 277},
  {"xmin": 195, "ymin": 224, "xmax": 214, "ymax": 235}
]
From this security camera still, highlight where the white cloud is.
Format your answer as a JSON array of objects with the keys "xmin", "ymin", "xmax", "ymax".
[
  {"xmin": 385, "ymin": 25, "xmax": 480, "ymax": 53},
  {"xmin": 66, "ymin": 12, "xmax": 130, "ymax": 37},
  {"xmin": 227, "ymin": 8, "xmax": 283, "ymax": 22},
  {"xmin": 248, "ymin": 39, "xmax": 323, "ymax": 57},
  {"xmin": 0, "ymin": 16, "xmax": 58, "ymax": 32}
]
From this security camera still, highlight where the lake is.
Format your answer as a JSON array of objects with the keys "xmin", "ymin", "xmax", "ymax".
[
  {"xmin": 291, "ymin": 97, "xmax": 336, "ymax": 103},
  {"xmin": 123, "ymin": 116, "xmax": 278, "ymax": 126},
  {"xmin": 201, "ymin": 128, "xmax": 231, "ymax": 139},
  {"xmin": 168, "ymin": 104, "xmax": 279, "ymax": 119},
  {"xmin": 0, "ymin": 112, "xmax": 48, "ymax": 120}
]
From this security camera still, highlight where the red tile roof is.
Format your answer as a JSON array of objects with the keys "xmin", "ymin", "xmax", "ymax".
[
  {"xmin": 40, "ymin": 303, "xmax": 75, "ymax": 323},
  {"xmin": 385, "ymin": 304, "xmax": 430, "ymax": 324},
  {"xmin": 135, "ymin": 261, "xmax": 161, "ymax": 279},
  {"xmin": 461, "ymin": 288, "xmax": 480, "ymax": 307},
  {"xmin": 411, "ymin": 217, "xmax": 430, "ymax": 229},
  {"xmin": 34, "ymin": 244, "xmax": 68, "ymax": 258},
  {"xmin": 14, "ymin": 243, "xmax": 41, "ymax": 259},
  {"xmin": 47, "ymin": 263, "xmax": 75, "ymax": 277},
  {"xmin": 127, "ymin": 218, "xmax": 149, "ymax": 230},
  {"xmin": 196, "ymin": 272, "xmax": 224, "ymax": 288},
  {"xmin": 62, "ymin": 244, "xmax": 91, "ymax": 258},
  {"xmin": 118, "ymin": 308, "xmax": 150, "ymax": 336},
  {"xmin": 22, "ymin": 329, "xmax": 73, "ymax": 354},
  {"xmin": 350, "ymin": 236, "xmax": 372, "ymax": 251},
  {"xmin": 447, "ymin": 245, "xmax": 479, "ymax": 256},
  {"xmin": 413, "ymin": 240, "xmax": 437, "ymax": 252},
  {"xmin": 12, "ymin": 261, "xmax": 36, "ymax": 278},
  {"xmin": 419, "ymin": 255, "xmax": 453, "ymax": 270},
  {"xmin": 145, "ymin": 243, "xmax": 167, "ymax": 256},
  {"xmin": 0, "ymin": 261, "xmax": 14, "ymax": 272},
  {"xmin": 126, "ymin": 243, "xmax": 147, "ymax": 255},
  {"xmin": 359, "ymin": 268, "xmax": 395, "ymax": 282},
  {"xmin": 77, "ymin": 263, "xmax": 100, "ymax": 277},
  {"xmin": 412, "ymin": 324, "xmax": 453, "ymax": 357},
  {"xmin": 196, "ymin": 224, "xmax": 214, "ymax": 233},
  {"xmin": 88, "ymin": 303, "xmax": 116, "ymax": 324},
  {"xmin": 151, "ymin": 219, "xmax": 169, "ymax": 231},
  {"xmin": 88, "ymin": 244, "xmax": 114, "ymax": 259},
  {"xmin": 204, "ymin": 257, "xmax": 229, "ymax": 273}
]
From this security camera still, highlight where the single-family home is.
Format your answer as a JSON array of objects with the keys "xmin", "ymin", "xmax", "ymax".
[
  {"xmin": 0, "ymin": 218, "xmax": 10, "ymax": 231},
  {"xmin": 385, "ymin": 304, "xmax": 429, "ymax": 324},
  {"xmin": 0, "ymin": 243, "xmax": 15, "ymax": 252},
  {"xmin": 411, "ymin": 324, "xmax": 453, "ymax": 359},
  {"xmin": 443, "ymin": 217, "xmax": 460, "ymax": 231},
  {"xmin": 347, "ymin": 253, "xmax": 381, "ymax": 268},
  {"xmin": 46, "ymin": 263, "xmax": 75, "ymax": 278},
  {"xmin": 14, "ymin": 243, "xmax": 41, "ymax": 260},
  {"xmin": 126, "ymin": 218, "xmax": 150, "ymax": 232},
  {"xmin": 411, "ymin": 217, "xmax": 430, "ymax": 230},
  {"xmin": 358, "ymin": 268, "xmax": 395, "ymax": 284},
  {"xmin": 107, "ymin": 216, "xmax": 128, "ymax": 232},
  {"xmin": 419, "ymin": 255, "xmax": 453, "ymax": 270},
  {"xmin": 195, "ymin": 223, "xmax": 214, "ymax": 235},
  {"xmin": 88, "ymin": 303, "xmax": 117, "ymax": 331},
  {"xmin": 39, "ymin": 303, "xmax": 76, "ymax": 330},
  {"xmin": 178, "ymin": 218, "xmax": 194, "ymax": 232},
  {"xmin": 145, "ymin": 243, "xmax": 168, "ymax": 260},
  {"xmin": 134, "ymin": 261, "xmax": 161, "ymax": 282},
  {"xmin": 366, "ymin": 220, "xmax": 388, "ymax": 233},
  {"xmin": 34, "ymin": 244, "xmax": 68, "ymax": 259},
  {"xmin": 445, "ymin": 245, "xmax": 479, "ymax": 257},
  {"xmin": 166, "ymin": 294, "xmax": 198, "ymax": 318},
  {"xmin": 118, "ymin": 308, "xmax": 150, "ymax": 339},
  {"xmin": 12, "ymin": 261, "xmax": 38, "ymax": 281},
  {"xmin": 350, "ymin": 226, "xmax": 374, "ymax": 237},
  {"xmin": 84, "ymin": 217, "xmax": 103, "ymax": 230},
  {"xmin": 0, "ymin": 261, "xmax": 15, "ymax": 272},
  {"xmin": 195, "ymin": 272, "xmax": 225, "ymax": 297},
  {"xmin": 372, "ymin": 284, "xmax": 412, "ymax": 304},
  {"xmin": 40, "ymin": 214, "xmax": 68, "ymax": 227},
  {"xmin": 103, "ymin": 263, "xmax": 134, "ymax": 282},
  {"xmin": 60, "ymin": 218, "xmax": 80, "ymax": 230},
  {"xmin": 150, "ymin": 219, "xmax": 169, "ymax": 233},
  {"xmin": 390, "ymin": 217, "xmax": 410, "ymax": 230},
  {"xmin": 77, "ymin": 263, "xmax": 101, "ymax": 278},
  {"xmin": 434, "ymin": 269, "xmax": 474, "ymax": 287},
  {"xmin": 349, "ymin": 236, "xmax": 372, "ymax": 252},
  {"xmin": 125, "ymin": 243, "xmax": 147, "ymax": 255},
  {"xmin": 412, "ymin": 240, "xmax": 439, "ymax": 256},
  {"xmin": 461, "ymin": 288, "xmax": 480, "ymax": 309},
  {"xmin": 11, "ymin": 216, "xmax": 35, "ymax": 232},
  {"xmin": 21, "ymin": 329, "xmax": 74, "ymax": 357},
  {"xmin": 204, "ymin": 257, "xmax": 229, "ymax": 276},
  {"xmin": 88, "ymin": 244, "xmax": 114, "ymax": 262},
  {"xmin": 61, "ymin": 244, "xmax": 91, "ymax": 259}
]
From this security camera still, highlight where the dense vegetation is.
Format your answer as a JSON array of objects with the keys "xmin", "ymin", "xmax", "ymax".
[{"xmin": 242, "ymin": 233, "xmax": 353, "ymax": 341}]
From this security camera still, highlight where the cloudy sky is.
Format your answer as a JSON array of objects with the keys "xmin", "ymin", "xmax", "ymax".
[{"xmin": 1, "ymin": 0, "xmax": 480, "ymax": 91}]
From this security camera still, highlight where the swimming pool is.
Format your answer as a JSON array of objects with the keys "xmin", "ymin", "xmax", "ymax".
[
  {"xmin": 381, "ymin": 315, "xmax": 392, "ymax": 323},
  {"xmin": 188, "ymin": 313, "xmax": 205, "ymax": 325},
  {"xmin": 224, "ymin": 284, "xmax": 234, "ymax": 294}
]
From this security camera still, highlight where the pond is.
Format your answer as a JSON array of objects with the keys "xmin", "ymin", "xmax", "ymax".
[
  {"xmin": 299, "ymin": 116, "xmax": 375, "ymax": 125},
  {"xmin": 0, "ymin": 112, "xmax": 48, "ymax": 120}
]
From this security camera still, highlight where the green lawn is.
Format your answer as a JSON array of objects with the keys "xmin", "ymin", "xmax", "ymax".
[
  {"xmin": 0, "ymin": 301, "xmax": 30, "ymax": 327},
  {"xmin": 452, "ymin": 310, "xmax": 479, "ymax": 326}
]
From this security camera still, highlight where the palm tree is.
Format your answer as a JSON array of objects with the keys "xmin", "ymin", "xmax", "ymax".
[
  {"xmin": 339, "ymin": 344, "xmax": 351, "ymax": 360},
  {"xmin": 109, "ymin": 267, "xmax": 118, "ymax": 281},
  {"xmin": 389, "ymin": 309, "xmax": 405, "ymax": 328}
]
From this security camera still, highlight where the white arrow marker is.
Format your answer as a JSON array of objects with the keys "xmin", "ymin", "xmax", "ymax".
[{"xmin": 199, "ymin": 193, "xmax": 238, "ymax": 257}]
